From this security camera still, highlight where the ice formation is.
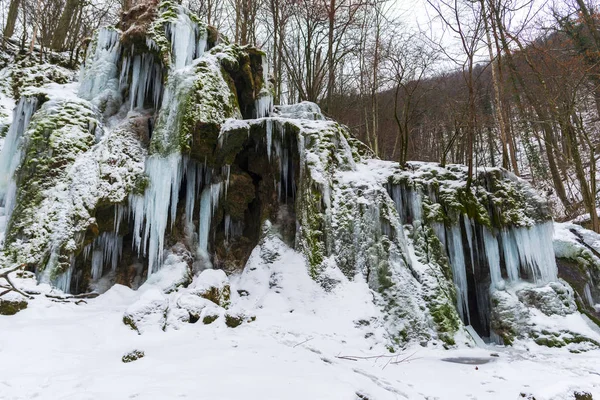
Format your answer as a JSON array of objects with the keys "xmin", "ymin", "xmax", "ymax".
[
  {"xmin": 388, "ymin": 168, "xmax": 561, "ymax": 339},
  {"xmin": 0, "ymin": 97, "xmax": 38, "ymax": 219},
  {"xmin": 78, "ymin": 28, "xmax": 121, "ymax": 102},
  {"xmin": 125, "ymin": 53, "xmax": 164, "ymax": 110},
  {"xmin": 88, "ymin": 232, "xmax": 124, "ymax": 280}
]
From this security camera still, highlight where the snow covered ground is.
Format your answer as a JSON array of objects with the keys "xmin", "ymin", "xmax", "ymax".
[{"xmin": 1, "ymin": 237, "xmax": 599, "ymax": 400}]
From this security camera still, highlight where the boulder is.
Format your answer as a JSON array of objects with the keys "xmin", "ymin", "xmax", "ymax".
[
  {"xmin": 188, "ymin": 269, "xmax": 231, "ymax": 308},
  {"xmin": 123, "ymin": 288, "xmax": 168, "ymax": 334},
  {"xmin": 0, "ymin": 292, "xmax": 28, "ymax": 316}
]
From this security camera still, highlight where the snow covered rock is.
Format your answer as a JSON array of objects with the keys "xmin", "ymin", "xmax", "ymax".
[
  {"xmin": 554, "ymin": 222, "xmax": 600, "ymax": 318},
  {"xmin": 490, "ymin": 289, "xmax": 531, "ymax": 345},
  {"xmin": 175, "ymin": 293, "xmax": 214, "ymax": 322},
  {"xmin": 200, "ymin": 304, "xmax": 222, "ymax": 324},
  {"xmin": 188, "ymin": 269, "xmax": 231, "ymax": 308},
  {"xmin": 516, "ymin": 281, "xmax": 577, "ymax": 316},
  {"xmin": 121, "ymin": 349, "xmax": 145, "ymax": 363},
  {"xmin": 0, "ymin": 291, "xmax": 28, "ymax": 315},
  {"xmin": 143, "ymin": 252, "xmax": 192, "ymax": 293},
  {"xmin": 490, "ymin": 283, "xmax": 598, "ymax": 349},
  {"xmin": 123, "ymin": 288, "xmax": 169, "ymax": 334},
  {"xmin": 224, "ymin": 309, "xmax": 256, "ymax": 328}
]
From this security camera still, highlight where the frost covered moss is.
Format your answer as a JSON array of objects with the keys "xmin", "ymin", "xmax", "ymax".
[
  {"xmin": 409, "ymin": 225, "xmax": 461, "ymax": 345},
  {"xmin": 389, "ymin": 163, "xmax": 552, "ymax": 230},
  {"xmin": 3, "ymin": 95, "xmax": 145, "ymax": 281},
  {"xmin": 3, "ymin": 57, "xmax": 73, "ymax": 100},
  {"xmin": 149, "ymin": 53, "xmax": 241, "ymax": 159}
]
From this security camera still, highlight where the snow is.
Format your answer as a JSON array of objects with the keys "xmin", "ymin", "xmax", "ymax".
[{"xmin": 1, "ymin": 236, "xmax": 600, "ymax": 399}]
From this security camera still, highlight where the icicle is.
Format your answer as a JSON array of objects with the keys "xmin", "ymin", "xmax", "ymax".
[
  {"xmin": 83, "ymin": 243, "xmax": 92, "ymax": 262},
  {"xmin": 0, "ymin": 97, "xmax": 38, "ymax": 221},
  {"xmin": 167, "ymin": 10, "xmax": 207, "ymax": 70},
  {"xmin": 584, "ymin": 284, "xmax": 595, "ymax": 308},
  {"xmin": 185, "ymin": 160, "xmax": 199, "ymax": 229},
  {"xmin": 224, "ymin": 214, "xmax": 231, "ymax": 242},
  {"xmin": 130, "ymin": 153, "xmax": 184, "ymax": 274},
  {"xmin": 431, "ymin": 222, "xmax": 446, "ymax": 248},
  {"xmin": 463, "ymin": 216, "xmax": 475, "ymax": 273},
  {"xmin": 223, "ymin": 165, "xmax": 231, "ymax": 199},
  {"xmin": 114, "ymin": 204, "xmax": 127, "ymax": 233},
  {"xmin": 448, "ymin": 225, "xmax": 470, "ymax": 324},
  {"xmin": 255, "ymin": 96, "xmax": 273, "ymax": 118},
  {"xmin": 254, "ymin": 56, "xmax": 273, "ymax": 118},
  {"xmin": 198, "ymin": 186, "xmax": 211, "ymax": 256},
  {"xmin": 511, "ymin": 221, "xmax": 557, "ymax": 284},
  {"xmin": 266, "ymin": 119, "xmax": 273, "ymax": 161},
  {"xmin": 119, "ymin": 55, "xmax": 130, "ymax": 88},
  {"xmin": 198, "ymin": 181, "xmax": 223, "ymax": 258},
  {"xmin": 91, "ymin": 249, "xmax": 103, "ymax": 280},
  {"xmin": 389, "ymin": 184, "xmax": 405, "ymax": 224},
  {"xmin": 500, "ymin": 228, "xmax": 520, "ymax": 282},
  {"xmin": 483, "ymin": 228, "xmax": 503, "ymax": 290},
  {"xmin": 79, "ymin": 28, "xmax": 122, "ymax": 102},
  {"xmin": 128, "ymin": 54, "xmax": 163, "ymax": 110},
  {"xmin": 54, "ymin": 260, "xmax": 74, "ymax": 294},
  {"xmin": 408, "ymin": 188, "xmax": 422, "ymax": 223},
  {"xmin": 90, "ymin": 232, "xmax": 123, "ymax": 280}
]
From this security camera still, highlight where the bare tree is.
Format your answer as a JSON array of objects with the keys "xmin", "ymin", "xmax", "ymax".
[{"xmin": 428, "ymin": 0, "xmax": 485, "ymax": 188}]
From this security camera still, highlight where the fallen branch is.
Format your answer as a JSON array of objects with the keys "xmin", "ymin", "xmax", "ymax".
[
  {"xmin": 0, "ymin": 264, "xmax": 33, "ymax": 299},
  {"xmin": 294, "ymin": 337, "xmax": 314, "ymax": 348},
  {"xmin": 336, "ymin": 351, "xmax": 419, "ymax": 369},
  {"xmin": 45, "ymin": 292, "xmax": 99, "ymax": 300}
]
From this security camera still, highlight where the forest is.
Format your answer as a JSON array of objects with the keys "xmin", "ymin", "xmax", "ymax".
[{"xmin": 1, "ymin": 0, "xmax": 599, "ymax": 228}]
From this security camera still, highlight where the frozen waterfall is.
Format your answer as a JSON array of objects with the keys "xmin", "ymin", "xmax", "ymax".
[
  {"xmin": 388, "ymin": 182, "xmax": 560, "ymax": 335},
  {"xmin": 0, "ymin": 97, "xmax": 38, "ymax": 224}
]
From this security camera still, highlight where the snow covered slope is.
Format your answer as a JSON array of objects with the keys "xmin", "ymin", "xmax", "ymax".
[{"xmin": 1, "ymin": 236, "xmax": 599, "ymax": 400}]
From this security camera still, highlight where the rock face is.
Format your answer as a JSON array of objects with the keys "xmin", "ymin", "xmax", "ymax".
[
  {"xmin": 554, "ymin": 223, "xmax": 600, "ymax": 322},
  {"xmin": 0, "ymin": 1, "xmax": 598, "ymax": 350}
]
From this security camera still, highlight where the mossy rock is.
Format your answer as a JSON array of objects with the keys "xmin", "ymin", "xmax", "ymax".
[
  {"xmin": 223, "ymin": 172, "xmax": 255, "ymax": 220},
  {"xmin": 203, "ymin": 314, "xmax": 219, "ymax": 324},
  {"xmin": 122, "ymin": 349, "xmax": 145, "ymax": 363},
  {"xmin": 0, "ymin": 297, "xmax": 28, "ymax": 316},
  {"xmin": 122, "ymin": 315, "xmax": 139, "ymax": 333},
  {"xmin": 224, "ymin": 311, "xmax": 256, "ymax": 328},
  {"xmin": 199, "ymin": 285, "xmax": 231, "ymax": 308}
]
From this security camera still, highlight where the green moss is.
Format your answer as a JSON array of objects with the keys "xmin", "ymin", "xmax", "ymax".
[
  {"xmin": 3, "ymin": 99, "xmax": 100, "ymax": 273},
  {"xmin": 202, "ymin": 314, "xmax": 219, "ymax": 324},
  {"xmin": 122, "ymin": 349, "xmax": 145, "ymax": 363},
  {"xmin": 0, "ymin": 298, "xmax": 28, "ymax": 315},
  {"xmin": 389, "ymin": 164, "xmax": 551, "ymax": 230},
  {"xmin": 225, "ymin": 313, "xmax": 244, "ymax": 328},
  {"xmin": 198, "ymin": 285, "xmax": 231, "ymax": 308},
  {"xmin": 123, "ymin": 315, "xmax": 139, "ymax": 333}
]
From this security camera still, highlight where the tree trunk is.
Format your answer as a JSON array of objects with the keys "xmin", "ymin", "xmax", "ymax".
[
  {"xmin": 52, "ymin": 0, "xmax": 79, "ymax": 51},
  {"xmin": 3, "ymin": 0, "xmax": 20, "ymax": 39}
]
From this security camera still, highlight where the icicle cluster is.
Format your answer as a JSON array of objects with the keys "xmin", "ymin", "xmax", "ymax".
[
  {"xmin": 389, "ymin": 182, "xmax": 559, "ymax": 332},
  {"xmin": 83, "ymin": 232, "xmax": 124, "ymax": 280},
  {"xmin": 0, "ymin": 97, "xmax": 38, "ymax": 227},
  {"xmin": 79, "ymin": 28, "xmax": 121, "ymax": 102},
  {"xmin": 254, "ymin": 56, "xmax": 273, "ymax": 118},
  {"xmin": 120, "ymin": 53, "xmax": 164, "ymax": 111}
]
